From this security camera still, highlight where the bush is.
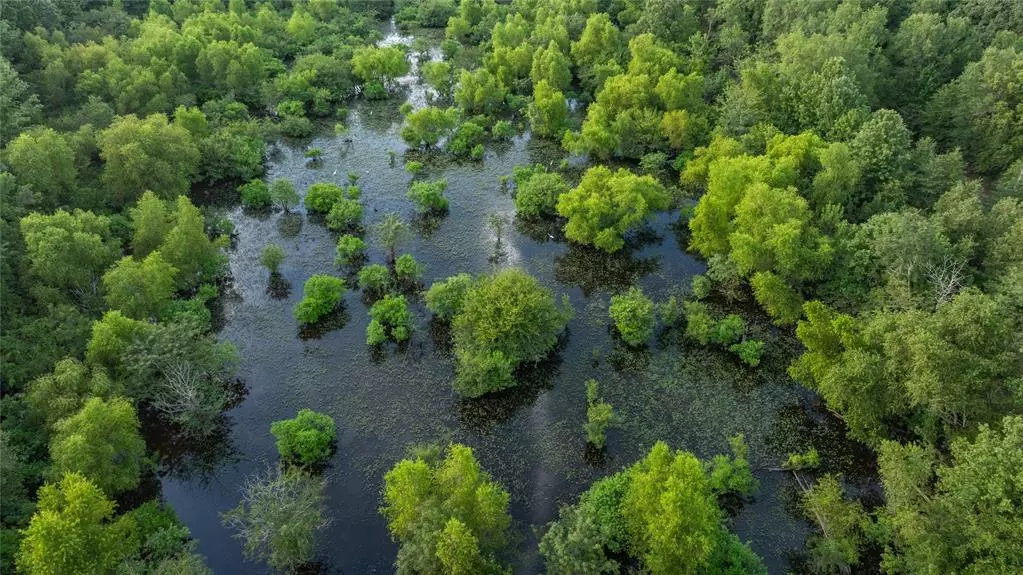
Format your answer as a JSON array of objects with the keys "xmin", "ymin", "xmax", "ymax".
[
  {"xmin": 470, "ymin": 143, "xmax": 485, "ymax": 159},
  {"xmin": 710, "ymin": 314, "xmax": 745, "ymax": 346},
  {"xmin": 293, "ymin": 275, "xmax": 345, "ymax": 324},
  {"xmin": 492, "ymin": 120, "xmax": 514, "ymax": 139},
  {"xmin": 691, "ymin": 274, "xmax": 712, "ymax": 299},
  {"xmin": 271, "ymin": 180, "xmax": 299, "ymax": 211},
  {"xmin": 335, "ymin": 235, "xmax": 367, "ymax": 267},
  {"xmin": 683, "ymin": 300, "xmax": 714, "ymax": 345},
  {"xmin": 325, "ymin": 198, "xmax": 363, "ymax": 231},
  {"xmin": 447, "ymin": 121, "xmax": 486, "ymax": 156},
  {"xmin": 609, "ymin": 287, "xmax": 656, "ymax": 347},
  {"xmin": 304, "ymin": 183, "xmax": 345, "ymax": 213},
  {"xmin": 584, "ymin": 379, "xmax": 614, "ymax": 449},
  {"xmin": 425, "ymin": 273, "xmax": 474, "ymax": 319},
  {"xmin": 367, "ymin": 294, "xmax": 413, "ymax": 345},
  {"xmin": 358, "ymin": 264, "xmax": 390, "ymax": 294},
  {"xmin": 407, "ymin": 179, "xmax": 449, "ymax": 213},
  {"xmin": 260, "ymin": 244, "xmax": 285, "ymax": 274},
  {"xmin": 405, "ymin": 160, "xmax": 424, "ymax": 174},
  {"xmin": 304, "ymin": 148, "xmax": 322, "ymax": 159},
  {"xmin": 514, "ymin": 169, "xmax": 569, "ymax": 218},
  {"xmin": 729, "ymin": 340, "xmax": 765, "ymax": 367},
  {"xmin": 280, "ymin": 114, "xmax": 313, "ymax": 138},
  {"xmin": 394, "ymin": 254, "xmax": 424, "ymax": 286},
  {"xmin": 270, "ymin": 409, "xmax": 336, "ymax": 466},
  {"xmin": 239, "ymin": 179, "xmax": 271, "ymax": 209}
]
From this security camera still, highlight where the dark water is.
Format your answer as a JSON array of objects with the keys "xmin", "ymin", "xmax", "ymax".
[{"xmin": 161, "ymin": 22, "xmax": 834, "ymax": 574}]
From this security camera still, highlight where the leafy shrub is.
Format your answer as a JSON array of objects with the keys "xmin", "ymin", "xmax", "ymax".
[
  {"xmin": 425, "ymin": 273, "xmax": 473, "ymax": 319},
  {"xmin": 407, "ymin": 179, "xmax": 449, "ymax": 213},
  {"xmin": 584, "ymin": 379, "xmax": 614, "ymax": 449},
  {"xmin": 304, "ymin": 183, "xmax": 344, "ymax": 213},
  {"xmin": 514, "ymin": 168, "xmax": 569, "ymax": 218},
  {"xmin": 394, "ymin": 254, "xmax": 424, "ymax": 287},
  {"xmin": 358, "ymin": 264, "xmax": 390, "ymax": 294},
  {"xmin": 239, "ymin": 179, "xmax": 271, "ymax": 209},
  {"xmin": 325, "ymin": 198, "xmax": 363, "ymax": 231},
  {"xmin": 470, "ymin": 143, "xmax": 485, "ymax": 159},
  {"xmin": 492, "ymin": 120, "xmax": 514, "ymax": 139},
  {"xmin": 367, "ymin": 294, "xmax": 413, "ymax": 345},
  {"xmin": 729, "ymin": 340, "xmax": 765, "ymax": 367},
  {"xmin": 447, "ymin": 120, "xmax": 485, "ymax": 156},
  {"xmin": 683, "ymin": 300, "xmax": 714, "ymax": 345},
  {"xmin": 280, "ymin": 114, "xmax": 313, "ymax": 138},
  {"xmin": 710, "ymin": 314, "xmax": 745, "ymax": 346},
  {"xmin": 706, "ymin": 434, "xmax": 758, "ymax": 497},
  {"xmin": 270, "ymin": 409, "xmax": 336, "ymax": 466},
  {"xmin": 270, "ymin": 180, "xmax": 299, "ymax": 211},
  {"xmin": 304, "ymin": 148, "xmax": 322, "ymax": 159},
  {"xmin": 691, "ymin": 274, "xmax": 712, "ymax": 299},
  {"xmin": 260, "ymin": 244, "xmax": 285, "ymax": 274},
  {"xmin": 609, "ymin": 287, "xmax": 656, "ymax": 346},
  {"xmin": 405, "ymin": 160, "xmax": 424, "ymax": 174},
  {"xmin": 335, "ymin": 235, "xmax": 367, "ymax": 267},
  {"xmin": 293, "ymin": 275, "xmax": 345, "ymax": 324}
]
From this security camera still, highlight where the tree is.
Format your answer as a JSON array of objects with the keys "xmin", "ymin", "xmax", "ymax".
[
  {"xmin": 571, "ymin": 13, "xmax": 624, "ymax": 94},
  {"xmin": 584, "ymin": 379, "xmax": 614, "ymax": 449},
  {"xmin": 609, "ymin": 287, "xmax": 656, "ymax": 346},
  {"xmin": 540, "ymin": 502, "xmax": 620, "ymax": 575},
  {"xmin": 271, "ymin": 179, "xmax": 299, "ymax": 212},
  {"xmin": 358, "ymin": 264, "xmax": 391, "ymax": 295},
  {"xmin": 381, "ymin": 443, "xmax": 512, "ymax": 574},
  {"xmin": 98, "ymin": 113, "xmax": 199, "ymax": 204},
  {"xmin": 556, "ymin": 166, "xmax": 670, "ymax": 252},
  {"xmin": 451, "ymin": 268, "xmax": 572, "ymax": 396},
  {"xmin": 16, "ymin": 473, "xmax": 135, "ymax": 575},
  {"xmin": 49, "ymin": 397, "xmax": 146, "ymax": 495},
  {"xmin": 351, "ymin": 46, "xmax": 409, "ymax": 95},
  {"xmin": 0, "ymin": 57, "xmax": 41, "ymax": 147},
  {"xmin": 19, "ymin": 209, "xmax": 120, "ymax": 297},
  {"xmin": 375, "ymin": 213, "xmax": 412, "ymax": 264},
  {"xmin": 271, "ymin": 409, "xmax": 336, "ymax": 467},
  {"xmin": 394, "ymin": 254, "xmax": 424, "ymax": 287},
  {"xmin": 2, "ymin": 127, "xmax": 77, "ymax": 209},
  {"xmin": 150, "ymin": 360, "xmax": 231, "ymax": 439},
  {"xmin": 528, "ymin": 80, "xmax": 569, "ymax": 138},
  {"xmin": 304, "ymin": 182, "xmax": 346, "ymax": 213},
  {"xmin": 801, "ymin": 475, "xmax": 868, "ymax": 574},
  {"xmin": 400, "ymin": 106, "xmax": 458, "ymax": 149},
  {"xmin": 239, "ymin": 179, "xmax": 271, "ymax": 209},
  {"xmin": 531, "ymin": 40, "xmax": 572, "ymax": 92},
  {"xmin": 260, "ymin": 244, "xmax": 285, "ymax": 275},
  {"xmin": 325, "ymin": 198, "xmax": 363, "ymax": 232},
  {"xmin": 293, "ymin": 275, "xmax": 345, "ymax": 325},
  {"xmin": 367, "ymin": 294, "xmax": 414, "ymax": 345},
  {"xmin": 102, "ymin": 252, "xmax": 178, "ymax": 320},
  {"xmin": 425, "ymin": 273, "xmax": 474, "ymax": 319},
  {"xmin": 408, "ymin": 179, "xmax": 449, "ymax": 213},
  {"xmin": 513, "ymin": 167, "xmax": 569, "ymax": 218},
  {"xmin": 335, "ymin": 235, "xmax": 367, "ymax": 268},
  {"xmin": 222, "ymin": 466, "xmax": 329, "ymax": 573},
  {"xmin": 422, "ymin": 60, "xmax": 453, "ymax": 98},
  {"xmin": 622, "ymin": 441, "xmax": 721, "ymax": 575},
  {"xmin": 130, "ymin": 191, "xmax": 173, "ymax": 258},
  {"xmin": 454, "ymin": 68, "xmax": 506, "ymax": 116},
  {"xmin": 161, "ymin": 196, "xmax": 226, "ymax": 290},
  {"xmin": 25, "ymin": 358, "xmax": 118, "ymax": 430}
]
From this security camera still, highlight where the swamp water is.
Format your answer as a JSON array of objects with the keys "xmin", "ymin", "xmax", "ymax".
[{"xmin": 159, "ymin": 22, "xmax": 866, "ymax": 575}]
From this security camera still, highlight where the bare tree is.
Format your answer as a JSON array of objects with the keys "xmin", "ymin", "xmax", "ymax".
[
  {"xmin": 926, "ymin": 256, "xmax": 967, "ymax": 307},
  {"xmin": 151, "ymin": 361, "xmax": 229, "ymax": 438}
]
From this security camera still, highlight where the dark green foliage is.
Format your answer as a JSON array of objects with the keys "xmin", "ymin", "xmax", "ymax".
[
  {"xmin": 425, "ymin": 273, "xmax": 473, "ymax": 319},
  {"xmin": 583, "ymin": 379, "xmax": 614, "ymax": 449},
  {"xmin": 271, "ymin": 180, "xmax": 299, "ymax": 212},
  {"xmin": 394, "ymin": 254, "xmax": 424, "ymax": 287},
  {"xmin": 367, "ymin": 295, "xmax": 413, "ymax": 345},
  {"xmin": 358, "ymin": 264, "xmax": 391, "ymax": 295},
  {"xmin": 239, "ymin": 179, "xmax": 271, "ymax": 209},
  {"xmin": 293, "ymin": 275, "xmax": 345, "ymax": 325},
  {"xmin": 270, "ymin": 410, "xmax": 337, "ymax": 466},
  {"xmin": 304, "ymin": 182, "xmax": 345, "ymax": 214}
]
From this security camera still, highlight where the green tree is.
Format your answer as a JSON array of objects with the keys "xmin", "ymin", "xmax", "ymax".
[
  {"xmin": 400, "ymin": 106, "xmax": 458, "ymax": 149},
  {"xmin": 609, "ymin": 287, "xmax": 656, "ymax": 346},
  {"xmin": 271, "ymin": 179, "xmax": 299, "ymax": 212},
  {"xmin": 260, "ymin": 243, "xmax": 285, "ymax": 275},
  {"xmin": 19, "ymin": 209, "xmax": 121, "ymax": 298},
  {"xmin": 271, "ymin": 409, "xmax": 336, "ymax": 467},
  {"xmin": 98, "ymin": 113, "xmax": 199, "ymax": 204},
  {"xmin": 352, "ymin": 46, "xmax": 409, "ymax": 95},
  {"xmin": 0, "ymin": 57, "xmax": 42, "ymax": 147},
  {"xmin": 557, "ymin": 166, "xmax": 670, "ymax": 252},
  {"xmin": 801, "ymin": 475, "xmax": 869, "ymax": 574},
  {"xmin": 513, "ymin": 166, "xmax": 569, "ymax": 218},
  {"xmin": 367, "ymin": 294, "xmax": 414, "ymax": 345},
  {"xmin": 375, "ymin": 213, "xmax": 412, "ymax": 264},
  {"xmin": 334, "ymin": 235, "xmax": 367, "ymax": 268},
  {"xmin": 454, "ymin": 68, "xmax": 506, "ymax": 116},
  {"xmin": 325, "ymin": 198, "xmax": 363, "ymax": 232},
  {"xmin": 358, "ymin": 264, "xmax": 391, "ymax": 295},
  {"xmin": 49, "ymin": 397, "xmax": 146, "ymax": 495},
  {"xmin": 293, "ymin": 274, "xmax": 345, "ymax": 325},
  {"xmin": 452, "ymin": 268, "xmax": 571, "ymax": 396},
  {"xmin": 239, "ymin": 179, "xmax": 271, "ymax": 209},
  {"xmin": 161, "ymin": 196, "xmax": 227, "ymax": 290},
  {"xmin": 16, "ymin": 473, "xmax": 135, "ymax": 575},
  {"xmin": 584, "ymin": 379, "xmax": 614, "ymax": 449},
  {"xmin": 425, "ymin": 273, "xmax": 474, "ymax": 319},
  {"xmin": 571, "ymin": 13, "xmax": 624, "ymax": 95},
  {"xmin": 222, "ymin": 466, "xmax": 328, "ymax": 573},
  {"xmin": 25, "ymin": 358, "xmax": 117, "ymax": 431},
  {"xmin": 408, "ymin": 179, "xmax": 449, "ymax": 213},
  {"xmin": 2, "ymin": 127, "xmax": 77, "ymax": 209},
  {"xmin": 130, "ymin": 191, "xmax": 172, "ymax": 258},
  {"xmin": 528, "ymin": 80, "xmax": 569, "ymax": 138},
  {"xmin": 102, "ymin": 252, "xmax": 178, "ymax": 320},
  {"xmin": 531, "ymin": 40, "xmax": 572, "ymax": 92},
  {"xmin": 304, "ymin": 182, "xmax": 345, "ymax": 213},
  {"xmin": 381, "ymin": 443, "xmax": 512, "ymax": 575},
  {"xmin": 422, "ymin": 60, "xmax": 454, "ymax": 98}
]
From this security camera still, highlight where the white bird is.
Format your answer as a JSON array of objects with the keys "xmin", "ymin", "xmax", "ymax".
[{"xmin": 332, "ymin": 169, "xmax": 338, "ymax": 176}]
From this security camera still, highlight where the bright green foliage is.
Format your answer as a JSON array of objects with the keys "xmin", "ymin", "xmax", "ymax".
[
  {"xmin": 422, "ymin": 60, "xmax": 454, "ymax": 98},
  {"xmin": 98, "ymin": 113, "xmax": 199, "ymax": 204},
  {"xmin": 3, "ymin": 127, "xmax": 77, "ymax": 209},
  {"xmin": 304, "ymin": 182, "xmax": 345, "ymax": 213},
  {"xmin": 130, "ymin": 191, "xmax": 172, "ymax": 258},
  {"xmin": 270, "ymin": 180, "xmax": 299, "ymax": 212},
  {"xmin": 239, "ymin": 179, "xmax": 271, "ymax": 209},
  {"xmin": 325, "ymin": 198, "xmax": 363, "ymax": 231},
  {"xmin": 374, "ymin": 213, "xmax": 412, "ymax": 263},
  {"xmin": 334, "ymin": 235, "xmax": 367, "ymax": 267},
  {"xmin": 84, "ymin": 310, "xmax": 154, "ymax": 371},
  {"xmin": 705, "ymin": 434, "xmax": 758, "ymax": 498},
  {"xmin": 367, "ymin": 294, "xmax": 413, "ymax": 345},
  {"xmin": 381, "ymin": 443, "xmax": 512, "ymax": 575},
  {"xmin": 260, "ymin": 244, "xmax": 285, "ymax": 274},
  {"xmin": 528, "ymin": 80, "xmax": 569, "ymax": 138},
  {"xmin": 425, "ymin": 273, "xmax": 474, "ymax": 319},
  {"xmin": 583, "ymin": 379, "xmax": 614, "ymax": 449},
  {"xmin": 513, "ymin": 166, "xmax": 569, "ymax": 218},
  {"xmin": 49, "ymin": 397, "xmax": 146, "ymax": 495},
  {"xmin": 222, "ymin": 467, "xmax": 328, "ymax": 573},
  {"xmin": 491, "ymin": 120, "xmax": 514, "ymax": 139},
  {"xmin": 728, "ymin": 340, "xmax": 764, "ymax": 367},
  {"xmin": 358, "ymin": 264, "xmax": 391, "ymax": 295},
  {"xmin": 293, "ymin": 275, "xmax": 345, "ymax": 324},
  {"xmin": 750, "ymin": 271, "xmax": 804, "ymax": 326},
  {"xmin": 16, "ymin": 473, "xmax": 135, "ymax": 575},
  {"xmin": 571, "ymin": 13, "xmax": 624, "ymax": 94},
  {"xmin": 451, "ymin": 268, "xmax": 572, "ymax": 397},
  {"xmin": 801, "ymin": 475, "xmax": 869, "ymax": 574},
  {"xmin": 408, "ymin": 179, "xmax": 449, "ymax": 213},
  {"xmin": 557, "ymin": 166, "xmax": 670, "ymax": 252},
  {"xmin": 622, "ymin": 441, "xmax": 721, "ymax": 575},
  {"xmin": 454, "ymin": 68, "xmax": 506, "ymax": 116},
  {"xmin": 400, "ymin": 106, "xmax": 458, "ymax": 149},
  {"xmin": 447, "ymin": 121, "xmax": 486, "ymax": 157},
  {"xmin": 25, "ymin": 358, "xmax": 117, "ymax": 431},
  {"xmin": 531, "ymin": 41, "xmax": 572, "ymax": 92},
  {"xmin": 270, "ymin": 409, "xmax": 336, "ymax": 466},
  {"xmin": 102, "ymin": 252, "xmax": 178, "ymax": 320},
  {"xmin": 394, "ymin": 254, "xmax": 424, "ymax": 286},
  {"xmin": 609, "ymin": 287, "xmax": 656, "ymax": 346},
  {"xmin": 19, "ymin": 209, "xmax": 120, "ymax": 295},
  {"xmin": 161, "ymin": 196, "xmax": 227, "ymax": 290},
  {"xmin": 351, "ymin": 46, "xmax": 409, "ymax": 94}
]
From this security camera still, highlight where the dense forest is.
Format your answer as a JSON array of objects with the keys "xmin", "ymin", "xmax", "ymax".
[{"xmin": 1, "ymin": 0, "xmax": 1021, "ymax": 574}]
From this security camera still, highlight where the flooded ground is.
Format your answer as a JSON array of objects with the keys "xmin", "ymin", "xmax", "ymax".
[{"xmin": 159, "ymin": 22, "xmax": 869, "ymax": 574}]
